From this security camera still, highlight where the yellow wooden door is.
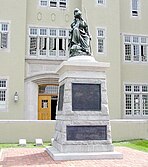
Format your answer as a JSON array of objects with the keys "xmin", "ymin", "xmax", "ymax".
[{"xmin": 38, "ymin": 96, "xmax": 51, "ymax": 120}]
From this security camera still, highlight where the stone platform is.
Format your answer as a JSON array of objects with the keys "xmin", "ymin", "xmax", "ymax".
[{"xmin": 46, "ymin": 146, "xmax": 123, "ymax": 161}]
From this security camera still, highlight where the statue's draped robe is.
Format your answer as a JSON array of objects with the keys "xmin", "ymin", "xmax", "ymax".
[{"xmin": 70, "ymin": 18, "xmax": 90, "ymax": 53}]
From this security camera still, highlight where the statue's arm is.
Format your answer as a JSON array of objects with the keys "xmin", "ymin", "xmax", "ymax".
[{"xmin": 71, "ymin": 21, "xmax": 75, "ymax": 28}]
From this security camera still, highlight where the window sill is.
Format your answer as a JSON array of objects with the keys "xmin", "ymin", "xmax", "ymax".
[{"xmin": 25, "ymin": 55, "xmax": 68, "ymax": 61}]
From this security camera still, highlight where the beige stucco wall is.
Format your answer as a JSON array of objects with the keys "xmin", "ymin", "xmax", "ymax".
[
  {"xmin": 0, "ymin": 0, "xmax": 26, "ymax": 119},
  {"xmin": 120, "ymin": 0, "xmax": 148, "ymax": 118},
  {"xmin": 26, "ymin": 0, "xmax": 81, "ymax": 29},
  {"xmin": 0, "ymin": 120, "xmax": 55, "ymax": 143},
  {"xmin": 0, "ymin": 120, "xmax": 147, "ymax": 143},
  {"xmin": 0, "ymin": 0, "xmax": 147, "ymax": 121},
  {"xmin": 120, "ymin": 0, "xmax": 148, "ymax": 33},
  {"xmin": 111, "ymin": 119, "xmax": 148, "ymax": 141}
]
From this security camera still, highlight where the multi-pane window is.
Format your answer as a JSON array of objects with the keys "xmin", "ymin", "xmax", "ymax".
[
  {"xmin": 39, "ymin": 85, "xmax": 58, "ymax": 95},
  {"xmin": 0, "ymin": 79, "xmax": 7, "ymax": 111},
  {"xmin": 124, "ymin": 84, "xmax": 148, "ymax": 117},
  {"xmin": 97, "ymin": 28, "xmax": 106, "ymax": 54},
  {"xmin": 59, "ymin": 0, "xmax": 67, "ymax": 8},
  {"xmin": 40, "ymin": 0, "xmax": 48, "ymax": 6},
  {"xmin": 124, "ymin": 35, "xmax": 148, "ymax": 63},
  {"xmin": 39, "ymin": 0, "xmax": 67, "ymax": 8},
  {"xmin": 0, "ymin": 22, "xmax": 9, "ymax": 50},
  {"xmin": 50, "ymin": 0, "xmax": 57, "ymax": 7},
  {"xmin": 29, "ymin": 27, "xmax": 69, "ymax": 58},
  {"xmin": 131, "ymin": 0, "xmax": 139, "ymax": 16},
  {"xmin": 97, "ymin": 0, "xmax": 105, "ymax": 5}
]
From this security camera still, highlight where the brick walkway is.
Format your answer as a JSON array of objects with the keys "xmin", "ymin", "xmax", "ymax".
[{"xmin": 0, "ymin": 147, "xmax": 147, "ymax": 167}]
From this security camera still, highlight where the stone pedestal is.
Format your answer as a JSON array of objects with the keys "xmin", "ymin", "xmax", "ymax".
[{"xmin": 46, "ymin": 56, "xmax": 122, "ymax": 160}]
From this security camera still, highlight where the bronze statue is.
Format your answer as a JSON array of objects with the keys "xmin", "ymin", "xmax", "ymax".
[{"xmin": 69, "ymin": 8, "xmax": 91, "ymax": 57}]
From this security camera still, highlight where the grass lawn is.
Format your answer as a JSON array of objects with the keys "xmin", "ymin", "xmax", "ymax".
[
  {"xmin": 0, "ymin": 140, "xmax": 148, "ymax": 153},
  {"xmin": 0, "ymin": 142, "xmax": 51, "ymax": 149},
  {"xmin": 113, "ymin": 139, "xmax": 148, "ymax": 152}
]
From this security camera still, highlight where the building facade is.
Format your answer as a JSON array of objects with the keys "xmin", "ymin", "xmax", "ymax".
[{"xmin": 0, "ymin": 0, "xmax": 148, "ymax": 122}]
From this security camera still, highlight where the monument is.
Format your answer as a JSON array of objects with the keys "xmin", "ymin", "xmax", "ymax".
[{"xmin": 46, "ymin": 8, "xmax": 122, "ymax": 160}]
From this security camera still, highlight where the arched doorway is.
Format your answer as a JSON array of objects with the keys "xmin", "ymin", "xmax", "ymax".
[{"xmin": 24, "ymin": 74, "xmax": 59, "ymax": 120}]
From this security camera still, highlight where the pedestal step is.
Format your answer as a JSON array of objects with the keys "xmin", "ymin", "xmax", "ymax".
[{"xmin": 46, "ymin": 146, "xmax": 123, "ymax": 161}]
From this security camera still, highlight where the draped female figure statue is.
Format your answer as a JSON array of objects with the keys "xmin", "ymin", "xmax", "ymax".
[{"xmin": 69, "ymin": 8, "xmax": 91, "ymax": 57}]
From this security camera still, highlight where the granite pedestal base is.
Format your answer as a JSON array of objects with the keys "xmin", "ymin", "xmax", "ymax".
[{"xmin": 46, "ymin": 56, "xmax": 123, "ymax": 160}]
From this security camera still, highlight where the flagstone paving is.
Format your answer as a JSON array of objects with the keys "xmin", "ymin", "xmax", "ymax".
[{"xmin": 0, "ymin": 147, "xmax": 147, "ymax": 167}]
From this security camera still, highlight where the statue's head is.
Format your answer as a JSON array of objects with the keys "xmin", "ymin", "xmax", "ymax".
[{"xmin": 74, "ymin": 8, "xmax": 82, "ymax": 18}]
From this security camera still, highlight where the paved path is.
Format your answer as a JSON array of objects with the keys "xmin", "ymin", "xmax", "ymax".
[{"xmin": 0, "ymin": 147, "xmax": 147, "ymax": 167}]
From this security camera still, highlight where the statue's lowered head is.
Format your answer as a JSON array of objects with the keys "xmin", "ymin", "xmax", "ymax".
[{"xmin": 74, "ymin": 8, "xmax": 82, "ymax": 18}]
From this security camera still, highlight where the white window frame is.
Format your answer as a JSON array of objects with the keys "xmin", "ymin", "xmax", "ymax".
[
  {"xmin": 124, "ymin": 83, "xmax": 148, "ymax": 118},
  {"xmin": 39, "ymin": 0, "xmax": 48, "ymax": 7},
  {"xmin": 49, "ymin": 0, "xmax": 58, "ymax": 8},
  {"xmin": 0, "ymin": 77, "xmax": 9, "ymax": 112},
  {"xmin": 39, "ymin": 0, "xmax": 67, "ymax": 9},
  {"xmin": 0, "ymin": 22, "xmax": 10, "ymax": 51},
  {"xmin": 97, "ymin": 0, "xmax": 106, "ymax": 6},
  {"xmin": 123, "ymin": 34, "xmax": 148, "ymax": 63},
  {"xmin": 59, "ymin": 0, "xmax": 67, "ymax": 8},
  {"xmin": 28, "ymin": 26, "xmax": 69, "ymax": 59},
  {"xmin": 131, "ymin": 0, "xmax": 141, "ymax": 17},
  {"xmin": 97, "ymin": 28, "xmax": 106, "ymax": 55}
]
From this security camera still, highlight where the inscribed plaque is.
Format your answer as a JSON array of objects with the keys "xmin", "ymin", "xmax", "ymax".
[
  {"xmin": 72, "ymin": 83, "xmax": 101, "ymax": 111},
  {"xmin": 67, "ymin": 125, "xmax": 107, "ymax": 141}
]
